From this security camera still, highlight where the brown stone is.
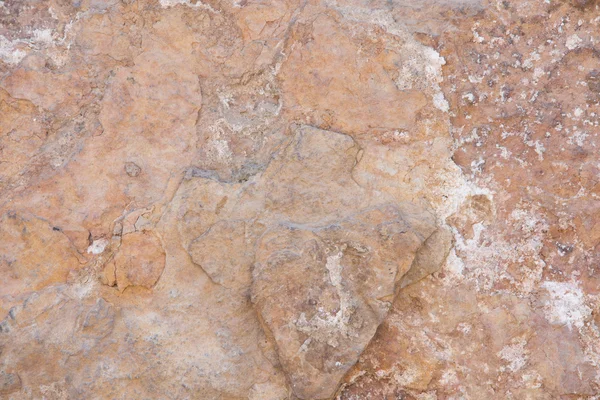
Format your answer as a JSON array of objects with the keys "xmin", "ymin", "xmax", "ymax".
[
  {"xmin": 252, "ymin": 205, "xmax": 435, "ymax": 399},
  {"xmin": 0, "ymin": 370, "xmax": 21, "ymax": 395},
  {"xmin": 1, "ymin": 0, "xmax": 600, "ymax": 398},
  {"xmin": 113, "ymin": 232, "xmax": 166, "ymax": 291}
]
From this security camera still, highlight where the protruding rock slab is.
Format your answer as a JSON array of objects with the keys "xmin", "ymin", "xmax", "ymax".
[
  {"xmin": 176, "ymin": 124, "xmax": 453, "ymax": 398},
  {"xmin": 252, "ymin": 205, "xmax": 436, "ymax": 399}
]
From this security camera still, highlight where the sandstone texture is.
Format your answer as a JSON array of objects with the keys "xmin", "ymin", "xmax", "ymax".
[{"xmin": 1, "ymin": 0, "xmax": 600, "ymax": 399}]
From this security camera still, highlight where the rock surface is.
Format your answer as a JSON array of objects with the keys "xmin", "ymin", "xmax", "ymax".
[{"xmin": 1, "ymin": 0, "xmax": 600, "ymax": 399}]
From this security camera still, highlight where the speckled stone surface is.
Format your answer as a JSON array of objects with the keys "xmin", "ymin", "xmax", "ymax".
[{"xmin": 1, "ymin": 0, "xmax": 600, "ymax": 399}]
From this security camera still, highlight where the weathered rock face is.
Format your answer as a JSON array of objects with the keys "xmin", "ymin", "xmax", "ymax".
[
  {"xmin": 253, "ymin": 205, "xmax": 433, "ymax": 399},
  {"xmin": 1, "ymin": 0, "xmax": 600, "ymax": 399},
  {"xmin": 175, "ymin": 125, "xmax": 451, "ymax": 398}
]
